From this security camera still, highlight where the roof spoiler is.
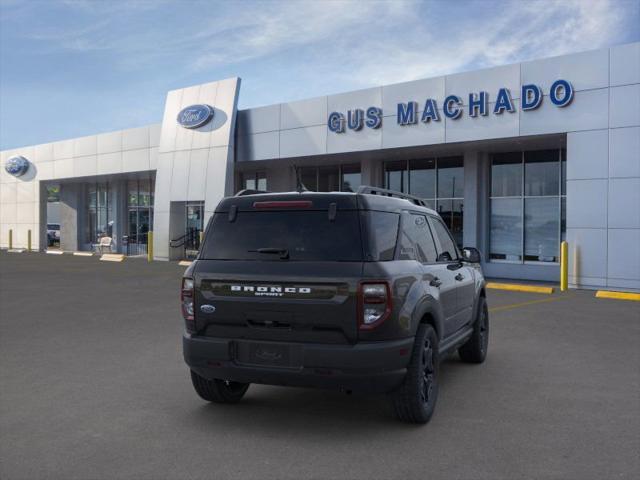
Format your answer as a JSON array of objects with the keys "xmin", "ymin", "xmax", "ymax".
[
  {"xmin": 235, "ymin": 189, "xmax": 270, "ymax": 196},
  {"xmin": 357, "ymin": 185, "xmax": 428, "ymax": 208}
]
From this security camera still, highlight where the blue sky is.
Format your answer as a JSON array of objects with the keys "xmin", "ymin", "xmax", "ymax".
[{"xmin": 1, "ymin": 0, "xmax": 639, "ymax": 149}]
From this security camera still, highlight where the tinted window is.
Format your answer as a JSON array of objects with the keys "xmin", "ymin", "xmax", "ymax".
[
  {"xmin": 362, "ymin": 211, "xmax": 399, "ymax": 261},
  {"xmin": 341, "ymin": 164, "xmax": 361, "ymax": 192},
  {"xmin": 385, "ymin": 161, "xmax": 407, "ymax": 193},
  {"xmin": 492, "ymin": 152, "xmax": 522, "ymax": 197},
  {"xmin": 201, "ymin": 211, "xmax": 362, "ymax": 261},
  {"xmin": 437, "ymin": 156, "xmax": 464, "ymax": 198},
  {"xmin": 399, "ymin": 213, "xmax": 438, "ymax": 263},
  {"xmin": 430, "ymin": 217, "xmax": 458, "ymax": 261},
  {"xmin": 436, "ymin": 199, "xmax": 463, "ymax": 248},
  {"xmin": 490, "ymin": 198, "xmax": 522, "ymax": 261},
  {"xmin": 409, "ymin": 158, "xmax": 436, "ymax": 199},
  {"xmin": 524, "ymin": 197, "xmax": 559, "ymax": 262},
  {"xmin": 525, "ymin": 150, "xmax": 559, "ymax": 196}
]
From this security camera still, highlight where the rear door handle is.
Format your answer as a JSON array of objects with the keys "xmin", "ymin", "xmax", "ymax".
[
  {"xmin": 455, "ymin": 273, "xmax": 464, "ymax": 281},
  {"xmin": 430, "ymin": 277, "xmax": 442, "ymax": 287}
]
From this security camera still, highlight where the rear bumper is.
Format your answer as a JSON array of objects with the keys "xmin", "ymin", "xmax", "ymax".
[{"xmin": 183, "ymin": 334, "xmax": 414, "ymax": 393}]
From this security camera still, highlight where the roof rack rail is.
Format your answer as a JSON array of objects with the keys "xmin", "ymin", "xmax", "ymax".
[
  {"xmin": 357, "ymin": 185, "xmax": 428, "ymax": 207},
  {"xmin": 234, "ymin": 189, "xmax": 270, "ymax": 197}
]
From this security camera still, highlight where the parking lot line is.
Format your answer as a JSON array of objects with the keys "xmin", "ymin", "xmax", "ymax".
[
  {"xmin": 486, "ymin": 282, "xmax": 554, "ymax": 294},
  {"xmin": 595, "ymin": 290, "xmax": 640, "ymax": 302},
  {"xmin": 99, "ymin": 253, "xmax": 125, "ymax": 262},
  {"xmin": 489, "ymin": 295, "xmax": 569, "ymax": 313}
]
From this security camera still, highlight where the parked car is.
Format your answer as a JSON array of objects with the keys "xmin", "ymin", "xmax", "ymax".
[
  {"xmin": 47, "ymin": 223, "xmax": 60, "ymax": 246},
  {"xmin": 181, "ymin": 187, "xmax": 488, "ymax": 423}
]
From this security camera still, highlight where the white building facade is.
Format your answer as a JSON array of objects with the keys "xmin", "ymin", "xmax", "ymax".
[{"xmin": 1, "ymin": 43, "xmax": 639, "ymax": 291}]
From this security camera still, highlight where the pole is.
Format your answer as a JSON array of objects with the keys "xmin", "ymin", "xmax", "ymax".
[
  {"xmin": 560, "ymin": 241, "xmax": 568, "ymax": 292},
  {"xmin": 8, "ymin": 229, "xmax": 12, "ymax": 250},
  {"xmin": 147, "ymin": 231, "xmax": 153, "ymax": 262},
  {"xmin": 28, "ymin": 229, "xmax": 32, "ymax": 252}
]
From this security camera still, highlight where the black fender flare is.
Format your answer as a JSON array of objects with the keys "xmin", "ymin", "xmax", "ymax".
[{"xmin": 411, "ymin": 295, "xmax": 445, "ymax": 341}]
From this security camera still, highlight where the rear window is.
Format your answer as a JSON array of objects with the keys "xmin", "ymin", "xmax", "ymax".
[{"xmin": 201, "ymin": 211, "xmax": 363, "ymax": 261}]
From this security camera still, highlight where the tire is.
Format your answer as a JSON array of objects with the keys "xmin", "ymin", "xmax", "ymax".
[
  {"xmin": 458, "ymin": 296, "xmax": 489, "ymax": 363},
  {"xmin": 190, "ymin": 370, "xmax": 250, "ymax": 404},
  {"xmin": 389, "ymin": 324, "xmax": 439, "ymax": 424}
]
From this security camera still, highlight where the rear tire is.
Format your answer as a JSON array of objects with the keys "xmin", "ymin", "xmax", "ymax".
[
  {"xmin": 389, "ymin": 324, "xmax": 439, "ymax": 424},
  {"xmin": 458, "ymin": 296, "xmax": 489, "ymax": 363},
  {"xmin": 190, "ymin": 370, "xmax": 249, "ymax": 404}
]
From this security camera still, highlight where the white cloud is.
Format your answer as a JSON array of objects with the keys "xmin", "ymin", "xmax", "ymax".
[
  {"xmin": 330, "ymin": 0, "xmax": 628, "ymax": 88},
  {"xmin": 189, "ymin": 1, "xmax": 411, "ymax": 70}
]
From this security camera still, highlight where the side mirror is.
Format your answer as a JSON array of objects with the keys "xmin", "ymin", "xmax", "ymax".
[{"xmin": 462, "ymin": 247, "xmax": 481, "ymax": 263}]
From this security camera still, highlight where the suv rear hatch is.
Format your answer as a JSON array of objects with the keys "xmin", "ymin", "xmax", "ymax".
[{"xmin": 193, "ymin": 194, "xmax": 367, "ymax": 344}]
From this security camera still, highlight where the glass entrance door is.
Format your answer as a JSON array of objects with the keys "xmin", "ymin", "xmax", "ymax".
[
  {"xmin": 185, "ymin": 202, "xmax": 204, "ymax": 259},
  {"xmin": 125, "ymin": 178, "xmax": 154, "ymax": 256}
]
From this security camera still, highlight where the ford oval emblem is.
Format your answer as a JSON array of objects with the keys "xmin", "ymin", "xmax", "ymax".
[
  {"xmin": 200, "ymin": 304, "xmax": 216, "ymax": 314},
  {"xmin": 4, "ymin": 156, "xmax": 30, "ymax": 177},
  {"xmin": 176, "ymin": 104, "xmax": 214, "ymax": 129}
]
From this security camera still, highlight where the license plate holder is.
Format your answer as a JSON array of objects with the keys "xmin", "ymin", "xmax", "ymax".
[{"xmin": 234, "ymin": 341, "xmax": 298, "ymax": 368}]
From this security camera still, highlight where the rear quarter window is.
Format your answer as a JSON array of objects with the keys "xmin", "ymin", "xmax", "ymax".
[{"xmin": 361, "ymin": 211, "xmax": 400, "ymax": 261}]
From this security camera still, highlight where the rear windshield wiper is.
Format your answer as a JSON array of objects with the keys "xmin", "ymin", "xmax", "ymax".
[{"xmin": 248, "ymin": 247, "xmax": 290, "ymax": 260}]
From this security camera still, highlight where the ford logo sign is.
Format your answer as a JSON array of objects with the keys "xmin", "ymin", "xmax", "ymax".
[
  {"xmin": 176, "ymin": 104, "xmax": 214, "ymax": 129},
  {"xmin": 5, "ymin": 156, "xmax": 29, "ymax": 177}
]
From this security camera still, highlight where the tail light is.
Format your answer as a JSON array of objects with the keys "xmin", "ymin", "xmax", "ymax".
[
  {"xmin": 358, "ymin": 281, "xmax": 392, "ymax": 330},
  {"xmin": 181, "ymin": 277, "xmax": 195, "ymax": 332}
]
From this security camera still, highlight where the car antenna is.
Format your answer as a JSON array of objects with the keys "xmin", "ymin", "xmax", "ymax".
[{"xmin": 293, "ymin": 164, "xmax": 308, "ymax": 193}]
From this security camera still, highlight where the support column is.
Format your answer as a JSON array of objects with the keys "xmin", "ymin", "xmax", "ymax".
[
  {"xmin": 361, "ymin": 157, "xmax": 382, "ymax": 187},
  {"xmin": 59, "ymin": 183, "xmax": 81, "ymax": 252},
  {"xmin": 462, "ymin": 151, "xmax": 483, "ymax": 251},
  {"xmin": 38, "ymin": 182, "xmax": 48, "ymax": 251}
]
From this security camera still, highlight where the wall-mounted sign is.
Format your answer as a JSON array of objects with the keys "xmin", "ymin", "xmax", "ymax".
[
  {"xmin": 176, "ymin": 104, "xmax": 214, "ymax": 129},
  {"xmin": 328, "ymin": 79, "xmax": 573, "ymax": 133},
  {"xmin": 4, "ymin": 156, "xmax": 30, "ymax": 177}
]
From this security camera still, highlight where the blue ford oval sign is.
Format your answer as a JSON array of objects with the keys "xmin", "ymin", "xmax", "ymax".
[
  {"xmin": 5, "ymin": 156, "xmax": 29, "ymax": 177},
  {"xmin": 176, "ymin": 104, "xmax": 214, "ymax": 129}
]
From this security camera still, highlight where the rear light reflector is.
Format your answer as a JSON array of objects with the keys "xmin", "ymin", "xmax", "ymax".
[
  {"xmin": 358, "ymin": 281, "xmax": 392, "ymax": 330},
  {"xmin": 253, "ymin": 200, "xmax": 313, "ymax": 209}
]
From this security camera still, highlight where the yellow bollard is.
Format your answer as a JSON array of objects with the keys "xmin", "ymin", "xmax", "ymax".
[
  {"xmin": 28, "ymin": 229, "xmax": 32, "ymax": 252},
  {"xmin": 147, "ymin": 231, "xmax": 153, "ymax": 262},
  {"xmin": 8, "ymin": 229, "xmax": 12, "ymax": 250},
  {"xmin": 560, "ymin": 241, "xmax": 568, "ymax": 292}
]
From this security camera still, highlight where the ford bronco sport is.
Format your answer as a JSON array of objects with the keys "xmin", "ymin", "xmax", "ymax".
[{"xmin": 181, "ymin": 186, "xmax": 488, "ymax": 423}]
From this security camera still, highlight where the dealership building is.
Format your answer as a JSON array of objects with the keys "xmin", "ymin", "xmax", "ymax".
[{"xmin": 1, "ymin": 42, "xmax": 639, "ymax": 291}]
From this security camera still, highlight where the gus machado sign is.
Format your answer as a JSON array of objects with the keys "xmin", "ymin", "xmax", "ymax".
[{"xmin": 327, "ymin": 79, "xmax": 573, "ymax": 133}]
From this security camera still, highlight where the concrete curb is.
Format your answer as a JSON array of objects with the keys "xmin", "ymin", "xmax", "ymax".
[
  {"xmin": 595, "ymin": 290, "xmax": 640, "ymax": 302},
  {"xmin": 486, "ymin": 282, "xmax": 554, "ymax": 294}
]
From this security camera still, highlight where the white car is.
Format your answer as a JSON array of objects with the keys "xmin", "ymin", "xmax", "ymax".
[{"xmin": 47, "ymin": 224, "xmax": 60, "ymax": 246}]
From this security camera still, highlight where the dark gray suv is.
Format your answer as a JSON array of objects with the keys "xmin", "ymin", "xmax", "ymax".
[{"xmin": 182, "ymin": 187, "xmax": 488, "ymax": 423}]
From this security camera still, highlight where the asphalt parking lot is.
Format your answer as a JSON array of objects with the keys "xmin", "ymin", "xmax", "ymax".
[{"xmin": 0, "ymin": 251, "xmax": 638, "ymax": 480}]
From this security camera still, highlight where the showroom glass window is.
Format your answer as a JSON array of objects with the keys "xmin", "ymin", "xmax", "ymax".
[
  {"xmin": 240, "ymin": 171, "xmax": 267, "ymax": 191},
  {"xmin": 127, "ymin": 177, "xmax": 155, "ymax": 255},
  {"xmin": 298, "ymin": 164, "xmax": 361, "ymax": 192},
  {"xmin": 384, "ymin": 157, "xmax": 463, "ymax": 247},
  {"xmin": 86, "ymin": 182, "xmax": 113, "ymax": 244},
  {"xmin": 489, "ymin": 149, "xmax": 566, "ymax": 263}
]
